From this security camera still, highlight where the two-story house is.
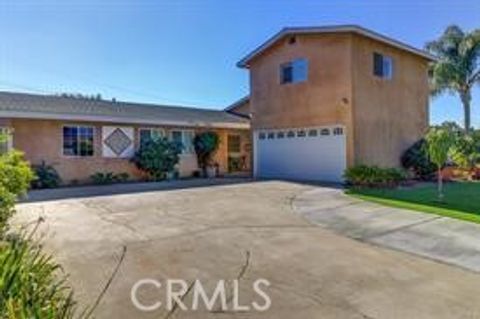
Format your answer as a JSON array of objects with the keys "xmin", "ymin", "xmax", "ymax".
[{"xmin": 237, "ymin": 25, "xmax": 436, "ymax": 182}]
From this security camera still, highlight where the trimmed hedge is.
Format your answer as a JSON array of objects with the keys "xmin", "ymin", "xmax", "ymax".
[{"xmin": 344, "ymin": 165, "xmax": 408, "ymax": 188}]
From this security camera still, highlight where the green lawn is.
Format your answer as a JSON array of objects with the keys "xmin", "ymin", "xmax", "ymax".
[{"xmin": 346, "ymin": 182, "xmax": 480, "ymax": 224}]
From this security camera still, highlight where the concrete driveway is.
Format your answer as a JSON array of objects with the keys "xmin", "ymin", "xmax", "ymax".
[{"xmin": 13, "ymin": 180, "xmax": 480, "ymax": 319}]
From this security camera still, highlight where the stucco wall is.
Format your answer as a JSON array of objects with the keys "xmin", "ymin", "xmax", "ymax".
[
  {"xmin": 247, "ymin": 32, "xmax": 429, "ymax": 168},
  {"xmin": 8, "ymin": 118, "xmax": 250, "ymax": 184},
  {"xmin": 248, "ymin": 33, "xmax": 355, "ymax": 165},
  {"xmin": 351, "ymin": 35, "xmax": 429, "ymax": 167}
]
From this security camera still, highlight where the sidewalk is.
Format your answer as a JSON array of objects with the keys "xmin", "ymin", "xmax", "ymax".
[{"xmin": 293, "ymin": 186, "xmax": 480, "ymax": 272}]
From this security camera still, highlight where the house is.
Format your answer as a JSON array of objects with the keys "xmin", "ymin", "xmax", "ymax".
[
  {"xmin": 237, "ymin": 25, "xmax": 436, "ymax": 182},
  {"xmin": 0, "ymin": 92, "xmax": 251, "ymax": 184},
  {"xmin": 1, "ymin": 25, "xmax": 436, "ymax": 184}
]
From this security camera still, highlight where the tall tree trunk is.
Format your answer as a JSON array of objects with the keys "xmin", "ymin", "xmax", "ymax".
[{"xmin": 460, "ymin": 90, "xmax": 472, "ymax": 134}]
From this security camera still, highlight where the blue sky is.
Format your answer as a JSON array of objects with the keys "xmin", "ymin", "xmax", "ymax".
[{"xmin": 0, "ymin": 0, "xmax": 479, "ymax": 127}]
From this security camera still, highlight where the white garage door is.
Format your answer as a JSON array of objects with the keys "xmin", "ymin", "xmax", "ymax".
[{"xmin": 254, "ymin": 126, "xmax": 346, "ymax": 182}]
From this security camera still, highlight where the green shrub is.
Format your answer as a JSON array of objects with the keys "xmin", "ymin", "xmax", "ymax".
[
  {"xmin": 0, "ymin": 233, "xmax": 78, "ymax": 318},
  {"xmin": 344, "ymin": 165, "xmax": 408, "ymax": 188},
  {"xmin": 401, "ymin": 139, "xmax": 436, "ymax": 179},
  {"xmin": 90, "ymin": 172, "xmax": 129, "ymax": 185},
  {"xmin": 0, "ymin": 151, "xmax": 34, "ymax": 234},
  {"xmin": 131, "ymin": 138, "xmax": 181, "ymax": 181},
  {"xmin": 31, "ymin": 161, "xmax": 61, "ymax": 189},
  {"xmin": 450, "ymin": 133, "xmax": 480, "ymax": 171},
  {"xmin": 193, "ymin": 131, "xmax": 220, "ymax": 175}
]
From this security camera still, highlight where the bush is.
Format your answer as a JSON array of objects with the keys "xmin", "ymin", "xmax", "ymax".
[
  {"xmin": 193, "ymin": 131, "xmax": 220, "ymax": 175},
  {"xmin": 31, "ymin": 161, "xmax": 61, "ymax": 189},
  {"xmin": 344, "ymin": 165, "xmax": 408, "ymax": 188},
  {"xmin": 90, "ymin": 172, "xmax": 129, "ymax": 185},
  {"xmin": 0, "ymin": 151, "xmax": 34, "ymax": 234},
  {"xmin": 401, "ymin": 139, "xmax": 436, "ymax": 179},
  {"xmin": 131, "ymin": 138, "xmax": 181, "ymax": 181},
  {"xmin": 0, "ymin": 233, "xmax": 77, "ymax": 318}
]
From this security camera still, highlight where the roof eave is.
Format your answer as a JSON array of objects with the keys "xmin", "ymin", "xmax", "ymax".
[
  {"xmin": 237, "ymin": 25, "xmax": 437, "ymax": 68},
  {"xmin": 0, "ymin": 111, "xmax": 250, "ymax": 130}
]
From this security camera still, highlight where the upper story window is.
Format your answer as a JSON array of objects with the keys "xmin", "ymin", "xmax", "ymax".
[
  {"xmin": 0, "ymin": 127, "xmax": 12, "ymax": 154},
  {"xmin": 63, "ymin": 125, "xmax": 94, "ymax": 157},
  {"xmin": 280, "ymin": 58, "xmax": 308, "ymax": 84},
  {"xmin": 139, "ymin": 128, "xmax": 165, "ymax": 146},
  {"xmin": 170, "ymin": 130, "xmax": 194, "ymax": 154},
  {"xmin": 373, "ymin": 52, "xmax": 393, "ymax": 80}
]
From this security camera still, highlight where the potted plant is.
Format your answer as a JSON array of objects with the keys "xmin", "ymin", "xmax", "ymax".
[{"xmin": 193, "ymin": 131, "xmax": 220, "ymax": 178}]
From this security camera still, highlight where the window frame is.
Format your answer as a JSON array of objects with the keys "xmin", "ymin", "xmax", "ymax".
[
  {"xmin": 0, "ymin": 127, "xmax": 12, "ymax": 154},
  {"xmin": 169, "ymin": 129, "xmax": 195, "ymax": 154},
  {"xmin": 227, "ymin": 134, "xmax": 242, "ymax": 155},
  {"xmin": 138, "ymin": 127, "xmax": 165, "ymax": 147},
  {"xmin": 280, "ymin": 58, "xmax": 308, "ymax": 84},
  {"xmin": 62, "ymin": 124, "xmax": 95, "ymax": 158},
  {"xmin": 373, "ymin": 52, "xmax": 393, "ymax": 80}
]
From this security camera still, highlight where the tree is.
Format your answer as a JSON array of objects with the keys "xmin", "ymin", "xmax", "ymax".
[
  {"xmin": 450, "ymin": 132, "xmax": 480, "ymax": 178},
  {"xmin": 425, "ymin": 127, "xmax": 456, "ymax": 201},
  {"xmin": 131, "ymin": 138, "xmax": 181, "ymax": 181},
  {"xmin": 426, "ymin": 25, "xmax": 480, "ymax": 134},
  {"xmin": 193, "ymin": 131, "xmax": 220, "ymax": 176}
]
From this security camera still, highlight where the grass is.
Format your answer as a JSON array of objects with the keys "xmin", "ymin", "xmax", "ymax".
[{"xmin": 346, "ymin": 181, "xmax": 480, "ymax": 224}]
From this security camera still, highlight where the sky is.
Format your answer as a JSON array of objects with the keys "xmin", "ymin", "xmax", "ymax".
[{"xmin": 0, "ymin": 0, "xmax": 479, "ymax": 127}]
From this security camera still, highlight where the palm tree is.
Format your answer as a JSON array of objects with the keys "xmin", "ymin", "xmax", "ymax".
[{"xmin": 426, "ymin": 25, "xmax": 480, "ymax": 134}]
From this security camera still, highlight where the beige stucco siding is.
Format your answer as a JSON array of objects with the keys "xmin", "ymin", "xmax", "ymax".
[
  {"xmin": 249, "ymin": 33, "xmax": 355, "ymax": 166},
  {"xmin": 7, "ymin": 118, "xmax": 250, "ymax": 184},
  {"xmin": 350, "ymin": 35, "xmax": 429, "ymax": 167}
]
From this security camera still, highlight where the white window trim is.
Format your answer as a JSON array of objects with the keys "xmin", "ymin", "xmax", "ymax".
[
  {"xmin": 0, "ymin": 127, "xmax": 13, "ymax": 153},
  {"xmin": 169, "ymin": 129, "xmax": 195, "ymax": 155},
  {"xmin": 61, "ymin": 124, "xmax": 95, "ymax": 158},
  {"xmin": 138, "ymin": 127, "xmax": 165, "ymax": 146}
]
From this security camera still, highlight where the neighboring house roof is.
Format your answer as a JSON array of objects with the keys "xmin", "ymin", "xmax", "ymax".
[
  {"xmin": 237, "ymin": 25, "xmax": 437, "ymax": 68},
  {"xmin": 0, "ymin": 91, "xmax": 250, "ymax": 129},
  {"xmin": 224, "ymin": 95, "xmax": 250, "ymax": 119}
]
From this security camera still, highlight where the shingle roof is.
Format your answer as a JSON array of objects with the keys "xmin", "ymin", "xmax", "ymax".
[
  {"xmin": 0, "ymin": 91, "xmax": 249, "ymax": 129},
  {"xmin": 237, "ymin": 25, "xmax": 437, "ymax": 68}
]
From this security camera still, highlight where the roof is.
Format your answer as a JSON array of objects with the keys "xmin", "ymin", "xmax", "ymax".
[
  {"xmin": 0, "ymin": 91, "xmax": 250, "ymax": 129},
  {"xmin": 237, "ymin": 25, "xmax": 437, "ymax": 68},
  {"xmin": 224, "ymin": 95, "xmax": 249, "ymax": 112}
]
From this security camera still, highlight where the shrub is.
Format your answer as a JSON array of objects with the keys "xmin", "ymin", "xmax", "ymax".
[
  {"xmin": 131, "ymin": 138, "xmax": 181, "ymax": 181},
  {"xmin": 401, "ymin": 139, "xmax": 436, "ymax": 179},
  {"xmin": 90, "ymin": 172, "xmax": 129, "ymax": 185},
  {"xmin": 344, "ymin": 165, "xmax": 408, "ymax": 188},
  {"xmin": 193, "ymin": 131, "xmax": 220, "ymax": 175},
  {"xmin": 0, "ymin": 151, "xmax": 34, "ymax": 234},
  {"xmin": 450, "ymin": 133, "xmax": 480, "ymax": 171},
  {"xmin": 31, "ymin": 161, "xmax": 61, "ymax": 189},
  {"xmin": 0, "ymin": 233, "xmax": 77, "ymax": 318}
]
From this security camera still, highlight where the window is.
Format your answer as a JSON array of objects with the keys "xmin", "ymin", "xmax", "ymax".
[
  {"xmin": 287, "ymin": 131, "xmax": 295, "ymax": 138},
  {"xmin": 320, "ymin": 128, "xmax": 330, "ymax": 136},
  {"xmin": 333, "ymin": 127, "xmax": 344, "ymax": 135},
  {"xmin": 228, "ymin": 135, "xmax": 241, "ymax": 154},
  {"xmin": 267, "ymin": 132, "xmax": 275, "ymax": 139},
  {"xmin": 170, "ymin": 130, "xmax": 194, "ymax": 154},
  {"xmin": 63, "ymin": 126, "xmax": 94, "ymax": 157},
  {"xmin": 280, "ymin": 58, "xmax": 308, "ymax": 84},
  {"xmin": 308, "ymin": 129, "xmax": 318, "ymax": 137},
  {"xmin": 139, "ymin": 128, "xmax": 164, "ymax": 146},
  {"xmin": 297, "ymin": 130, "xmax": 306, "ymax": 137},
  {"xmin": 277, "ymin": 132, "xmax": 285, "ymax": 139},
  {"xmin": 373, "ymin": 52, "xmax": 393, "ymax": 79},
  {"xmin": 259, "ymin": 132, "xmax": 266, "ymax": 140},
  {"xmin": 0, "ymin": 127, "xmax": 12, "ymax": 154}
]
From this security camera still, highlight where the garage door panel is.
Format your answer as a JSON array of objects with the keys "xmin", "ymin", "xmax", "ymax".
[{"xmin": 255, "ymin": 128, "xmax": 346, "ymax": 182}]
